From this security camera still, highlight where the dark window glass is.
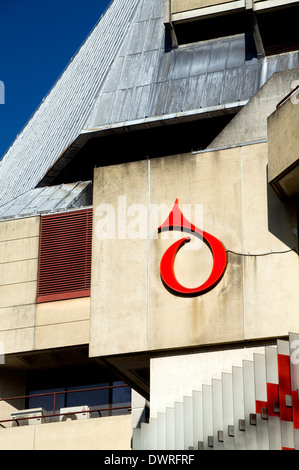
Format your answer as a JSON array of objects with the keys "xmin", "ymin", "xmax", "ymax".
[
  {"xmin": 28, "ymin": 387, "xmax": 65, "ymax": 414},
  {"xmin": 66, "ymin": 383, "xmax": 110, "ymax": 409},
  {"xmin": 258, "ymin": 6, "xmax": 299, "ymax": 56},
  {"xmin": 112, "ymin": 381, "xmax": 131, "ymax": 406},
  {"xmin": 26, "ymin": 368, "xmax": 131, "ymax": 419}
]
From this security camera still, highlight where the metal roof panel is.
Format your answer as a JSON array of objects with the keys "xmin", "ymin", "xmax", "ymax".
[
  {"xmin": 0, "ymin": 0, "xmax": 141, "ymax": 206},
  {"xmin": 0, "ymin": 181, "xmax": 92, "ymax": 220},
  {"xmin": 1, "ymin": 0, "xmax": 299, "ymax": 208}
]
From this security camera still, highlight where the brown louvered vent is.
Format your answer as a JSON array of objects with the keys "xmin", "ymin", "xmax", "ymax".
[
  {"xmin": 258, "ymin": 6, "xmax": 299, "ymax": 57},
  {"xmin": 37, "ymin": 208, "xmax": 92, "ymax": 303},
  {"xmin": 264, "ymin": 41, "xmax": 299, "ymax": 57}
]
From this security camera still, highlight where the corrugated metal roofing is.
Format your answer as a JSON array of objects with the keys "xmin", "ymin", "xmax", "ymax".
[
  {"xmin": 1, "ymin": 0, "xmax": 299, "ymax": 209},
  {"xmin": 84, "ymin": 25, "xmax": 255, "ymax": 128},
  {"xmin": 0, "ymin": 181, "xmax": 92, "ymax": 220},
  {"xmin": 83, "ymin": 14, "xmax": 299, "ymax": 131},
  {"xmin": 0, "ymin": 0, "xmax": 140, "ymax": 207}
]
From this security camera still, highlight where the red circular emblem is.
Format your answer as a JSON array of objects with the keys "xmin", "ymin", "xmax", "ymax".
[{"xmin": 158, "ymin": 200, "xmax": 227, "ymax": 296}]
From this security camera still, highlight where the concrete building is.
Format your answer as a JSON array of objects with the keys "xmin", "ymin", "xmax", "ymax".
[{"xmin": 0, "ymin": 0, "xmax": 298, "ymax": 450}]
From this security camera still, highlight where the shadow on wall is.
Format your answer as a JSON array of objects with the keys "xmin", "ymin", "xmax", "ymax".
[{"xmin": 266, "ymin": 165, "xmax": 298, "ymax": 253}]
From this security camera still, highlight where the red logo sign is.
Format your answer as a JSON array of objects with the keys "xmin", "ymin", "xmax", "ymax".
[{"xmin": 158, "ymin": 200, "xmax": 227, "ymax": 296}]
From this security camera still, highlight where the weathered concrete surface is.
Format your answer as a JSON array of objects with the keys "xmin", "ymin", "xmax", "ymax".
[
  {"xmin": 0, "ymin": 414, "xmax": 132, "ymax": 450},
  {"xmin": 90, "ymin": 142, "xmax": 298, "ymax": 357},
  {"xmin": 208, "ymin": 68, "xmax": 299, "ymax": 149},
  {"xmin": 35, "ymin": 297, "xmax": 90, "ymax": 350},
  {"xmin": 0, "ymin": 216, "xmax": 91, "ymax": 354},
  {"xmin": 172, "ymin": 0, "xmax": 236, "ymax": 13},
  {"xmin": 90, "ymin": 160, "xmax": 149, "ymax": 357},
  {"xmin": 268, "ymin": 90, "xmax": 299, "ymax": 198},
  {"xmin": 0, "ymin": 217, "xmax": 39, "ymax": 354}
]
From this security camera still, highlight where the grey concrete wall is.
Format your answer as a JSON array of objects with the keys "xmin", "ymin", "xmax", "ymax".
[
  {"xmin": 90, "ymin": 141, "xmax": 298, "ymax": 358},
  {"xmin": 208, "ymin": 68, "xmax": 299, "ymax": 149},
  {"xmin": 0, "ymin": 414, "xmax": 132, "ymax": 449},
  {"xmin": 0, "ymin": 217, "xmax": 39, "ymax": 354},
  {"xmin": 0, "ymin": 216, "xmax": 91, "ymax": 355},
  {"xmin": 268, "ymin": 91, "xmax": 299, "ymax": 198}
]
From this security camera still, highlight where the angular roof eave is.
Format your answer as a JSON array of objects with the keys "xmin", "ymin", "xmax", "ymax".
[{"xmin": 0, "ymin": 0, "xmax": 141, "ymax": 207}]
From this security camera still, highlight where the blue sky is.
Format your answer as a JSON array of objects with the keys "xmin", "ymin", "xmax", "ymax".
[{"xmin": 0, "ymin": 0, "xmax": 111, "ymax": 160}]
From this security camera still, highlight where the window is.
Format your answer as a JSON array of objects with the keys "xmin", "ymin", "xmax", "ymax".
[
  {"xmin": 26, "ymin": 367, "xmax": 131, "ymax": 418},
  {"xmin": 37, "ymin": 208, "xmax": 92, "ymax": 303},
  {"xmin": 257, "ymin": 5, "xmax": 299, "ymax": 56},
  {"xmin": 173, "ymin": 11, "xmax": 252, "ymax": 47}
]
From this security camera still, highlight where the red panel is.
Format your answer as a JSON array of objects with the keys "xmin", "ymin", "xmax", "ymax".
[
  {"xmin": 292, "ymin": 390, "xmax": 299, "ymax": 430},
  {"xmin": 256, "ymin": 400, "xmax": 267, "ymax": 414},
  {"xmin": 278, "ymin": 354, "xmax": 293, "ymax": 422},
  {"xmin": 37, "ymin": 209, "xmax": 93, "ymax": 303},
  {"xmin": 267, "ymin": 383, "xmax": 279, "ymax": 417}
]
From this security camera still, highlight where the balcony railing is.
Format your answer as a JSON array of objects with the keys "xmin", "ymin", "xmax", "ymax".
[{"xmin": 0, "ymin": 384, "xmax": 131, "ymax": 427}]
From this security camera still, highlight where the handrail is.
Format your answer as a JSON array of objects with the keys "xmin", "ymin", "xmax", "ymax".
[
  {"xmin": 0, "ymin": 405, "xmax": 131, "ymax": 426},
  {"xmin": 0, "ymin": 384, "xmax": 131, "ymax": 426},
  {"xmin": 0, "ymin": 383, "xmax": 128, "ymax": 403},
  {"xmin": 276, "ymin": 85, "xmax": 299, "ymax": 109}
]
